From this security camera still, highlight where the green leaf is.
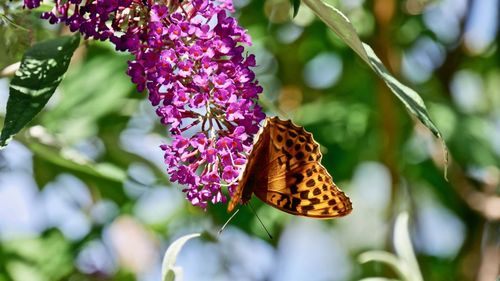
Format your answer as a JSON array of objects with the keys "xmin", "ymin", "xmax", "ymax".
[
  {"xmin": 393, "ymin": 212, "xmax": 423, "ymax": 281},
  {"xmin": 161, "ymin": 233, "xmax": 201, "ymax": 281},
  {"xmin": 363, "ymin": 44, "xmax": 442, "ymax": 142},
  {"xmin": 358, "ymin": 213, "xmax": 424, "ymax": 281},
  {"xmin": 0, "ymin": 34, "xmax": 80, "ymax": 147},
  {"xmin": 301, "ymin": 0, "xmax": 369, "ymax": 62},
  {"xmin": 3, "ymin": 231, "xmax": 73, "ymax": 281},
  {"xmin": 41, "ymin": 51, "xmax": 134, "ymax": 142},
  {"xmin": 358, "ymin": 277, "xmax": 399, "ymax": 281},
  {"xmin": 28, "ymin": 142, "xmax": 128, "ymax": 203},
  {"xmin": 301, "ymin": 0, "xmax": 448, "ymax": 175},
  {"xmin": 33, "ymin": 147, "xmax": 126, "ymax": 181},
  {"xmin": 358, "ymin": 251, "xmax": 407, "ymax": 280}
]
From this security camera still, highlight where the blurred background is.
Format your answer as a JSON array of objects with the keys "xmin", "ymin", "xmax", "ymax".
[{"xmin": 0, "ymin": 0, "xmax": 499, "ymax": 280}]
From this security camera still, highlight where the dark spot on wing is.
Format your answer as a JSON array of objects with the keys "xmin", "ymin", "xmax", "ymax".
[
  {"xmin": 290, "ymin": 197, "xmax": 301, "ymax": 210},
  {"xmin": 305, "ymin": 144, "xmax": 313, "ymax": 152},
  {"xmin": 328, "ymin": 199, "xmax": 337, "ymax": 206},
  {"xmin": 292, "ymin": 173, "xmax": 304, "ymax": 183},
  {"xmin": 300, "ymin": 191, "xmax": 309, "ymax": 199},
  {"xmin": 306, "ymin": 179, "xmax": 315, "ymax": 187},
  {"xmin": 296, "ymin": 151, "xmax": 305, "ymax": 160},
  {"xmin": 306, "ymin": 168, "xmax": 313, "ymax": 177},
  {"xmin": 278, "ymin": 156, "xmax": 284, "ymax": 166},
  {"xmin": 302, "ymin": 205, "xmax": 315, "ymax": 211},
  {"xmin": 309, "ymin": 198, "xmax": 320, "ymax": 204},
  {"xmin": 282, "ymin": 148, "xmax": 293, "ymax": 160}
]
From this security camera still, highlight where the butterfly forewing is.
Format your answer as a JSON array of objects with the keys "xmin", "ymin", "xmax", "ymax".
[
  {"xmin": 228, "ymin": 117, "xmax": 352, "ymax": 218},
  {"xmin": 267, "ymin": 118, "xmax": 321, "ymax": 171}
]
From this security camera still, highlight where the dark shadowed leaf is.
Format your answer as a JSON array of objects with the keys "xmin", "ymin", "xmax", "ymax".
[
  {"xmin": 0, "ymin": 35, "xmax": 80, "ymax": 147},
  {"xmin": 290, "ymin": 0, "xmax": 301, "ymax": 18}
]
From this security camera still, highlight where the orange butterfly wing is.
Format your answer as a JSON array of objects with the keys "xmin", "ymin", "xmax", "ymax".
[
  {"xmin": 228, "ymin": 117, "xmax": 352, "ymax": 218},
  {"xmin": 226, "ymin": 119, "xmax": 271, "ymax": 212}
]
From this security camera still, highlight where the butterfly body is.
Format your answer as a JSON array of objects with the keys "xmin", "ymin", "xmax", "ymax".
[{"xmin": 228, "ymin": 117, "xmax": 352, "ymax": 218}]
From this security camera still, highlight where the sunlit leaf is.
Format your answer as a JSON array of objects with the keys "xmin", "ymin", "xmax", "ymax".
[
  {"xmin": 358, "ymin": 277, "xmax": 399, "ymax": 281},
  {"xmin": 358, "ymin": 251, "xmax": 406, "ymax": 280},
  {"xmin": 29, "ymin": 142, "xmax": 126, "ymax": 182},
  {"xmin": 394, "ymin": 212, "xmax": 424, "ymax": 281},
  {"xmin": 358, "ymin": 212, "xmax": 424, "ymax": 281},
  {"xmin": 162, "ymin": 233, "xmax": 201, "ymax": 281},
  {"xmin": 29, "ymin": 142, "xmax": 128, "ymax": 203},
  {"xmin": 0, "ymin": 35, "xmax": 80, "ymax": 147}
]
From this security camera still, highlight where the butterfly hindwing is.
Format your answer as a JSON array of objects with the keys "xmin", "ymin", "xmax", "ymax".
[
  {"xmin": 254, "ymin": 162, "xmax": 352, "ymax": 218},
  {"xmin": 228, "ymin": 117, "xmax": 353, "ymax": 218}
]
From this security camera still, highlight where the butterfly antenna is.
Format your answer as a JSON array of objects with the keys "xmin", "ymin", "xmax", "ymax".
[
  {"xmin": 248, "ymin": 202, "xmax": 273, "ymax": 240},
  {"xmin": 218, "ymin": 208, "xmax": 240, "ymax": 237}
]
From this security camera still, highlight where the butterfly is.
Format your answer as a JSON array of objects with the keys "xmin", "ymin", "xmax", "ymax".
[{"xmin": 227, "ymin": 117, "xmax": 352, "ymax": 218}]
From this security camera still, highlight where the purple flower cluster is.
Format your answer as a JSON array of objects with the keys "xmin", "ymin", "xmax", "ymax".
[
  {"xmin": 24, "ymin": 0, "xmax": 265, "ymax": 208},
  {"xmin": 137, "ymin": 4, "xmax": 266, "ymax": 208},
  {"xmin": 27, "ymin": 0, "xmax": 147, "ymax": 51}
]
